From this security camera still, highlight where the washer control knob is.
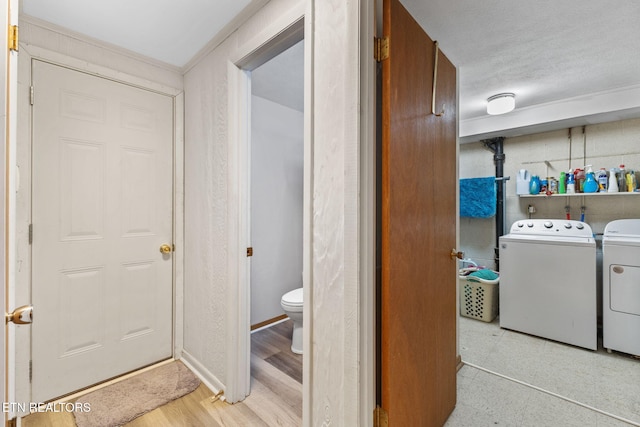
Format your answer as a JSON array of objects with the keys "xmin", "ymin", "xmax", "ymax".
[
  {"xmin": 576, "ymin": 223, "xmax": 584, "ymax": 230},
  {"xmin": 544, "ymin": 221, "xmax": 553, "ymax": 229},
  {"xmin": 527, "ymin": 222, "xmax": 534, "ymax": 228},
  {"xmin": 564, "ymin": 223, "xmax": 572, "ymax": 229},
  {"xmin": 517, "ymin": 222, "xmax": 524, "ymax": 228}
]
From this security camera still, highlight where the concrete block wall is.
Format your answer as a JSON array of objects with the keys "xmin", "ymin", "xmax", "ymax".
[{"xmin": 460, "ymin": 117, "xmax": 640, "ymax": 270}]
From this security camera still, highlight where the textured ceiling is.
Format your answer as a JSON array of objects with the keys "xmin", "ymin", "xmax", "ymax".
[
  {"xmin": 401, "ymin": 0, "xmax": 640, "ymax": 120},
  {"xmin": 20, "ymin": 0, "xmax": 640, "ymax": 139}
]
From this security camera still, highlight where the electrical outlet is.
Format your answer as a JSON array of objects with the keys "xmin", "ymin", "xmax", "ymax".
[{"xmin": 527, "ymin": 205, "xmax": 536, "ymax": 214}]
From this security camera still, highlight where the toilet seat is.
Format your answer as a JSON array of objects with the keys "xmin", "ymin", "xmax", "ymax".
[{"xmin": 281, "ymin": 287, "xmax": 303, "ymax": 312}]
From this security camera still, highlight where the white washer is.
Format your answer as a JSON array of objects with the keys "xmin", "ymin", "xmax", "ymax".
[
  {"xmin": 603, "ymin": 219, "xmax": 640, "ymax": 356},
  {"xmin": 499, "ymin": 219, "xmax": 597, "ymax": 350}
]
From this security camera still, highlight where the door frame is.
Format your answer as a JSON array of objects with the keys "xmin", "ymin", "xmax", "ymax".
[
  {"xmin": 226, "ymin": 12, "xmax": 307, "ymax": 404},
  {"xmin": 14, "ymin": 45, "xmax": 184, "ymax": 410},
  {"xmin": 3, "ymin": 0, "xmax": 19, "ymax": 421}
]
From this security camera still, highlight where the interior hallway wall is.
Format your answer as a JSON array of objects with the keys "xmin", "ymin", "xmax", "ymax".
[
  {"xmin": 250, "ymin": 95, "xmax": 303, "ymax": 326},
  {"xmin": 460, "ymin": 117, "xmax": 640, "ymax": 268},
  {"xmin": 184, "ymin": 0, "xmax": 368, "ymax": 423}
]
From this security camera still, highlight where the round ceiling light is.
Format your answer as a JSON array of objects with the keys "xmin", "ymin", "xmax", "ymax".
[{"xmin": 487, "ymin": 93, "xmax": 515, "ymax": 115}]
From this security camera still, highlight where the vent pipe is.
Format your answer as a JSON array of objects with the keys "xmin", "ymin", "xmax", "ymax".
[{"xmin": 482, "ymin": 137, "xmax": 506, "ymax": 271}]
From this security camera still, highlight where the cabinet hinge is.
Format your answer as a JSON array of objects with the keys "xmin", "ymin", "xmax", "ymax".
[
  {"xmin": 374, "ymin": 37, "xmax": 389, "ymax": 62},
  {"xmin": 28, "ymin": 224, "xmax": 33, "ymax": 244},
  {"xmin": 374, "ymin": 405, "xmax": 388, "ymax": 427},
  {"xmin": 29, "ymin": 360, "xmax": 32, "ymax": 382},
  {"xmin": 246, "ymin": 247, "xmax": 253, "ymax": 257},
  {"xmin": 30, "ymin": 85, "xmax": 34, "ymax": 105},
  {"xmin": 7, "ymin": 418, "xmax": 17, "ymax": 427},
  {"xmin": 9, "ymin": 25, "xmax": 18, "ymax": 52}
]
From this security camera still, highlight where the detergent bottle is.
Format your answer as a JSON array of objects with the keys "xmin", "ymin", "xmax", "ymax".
[
  {"xmin": 608, "ymin": 168, "xmax": 619, "ymax": 193},
  {"xmin": 597, "ymin": 168, "xmax": 608, "ymax": 192},
  {"xmin": 529, "ymin": 175, "xmax": 541, "ymax": 194},
  {"xmin": 583, "ymin": 166, "xmax": 598, "ymax": 193}
]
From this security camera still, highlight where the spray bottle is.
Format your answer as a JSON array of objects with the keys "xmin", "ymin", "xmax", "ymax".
[
  {"xmin": 566, "ymin": 169, "xmax": 576, "ymax": 194},
  {"xmin": 608, "ymin": 168, "xmax": 619, "ymax": 193},
  {"xmin": 618, "ymin": 165, "xmax": 627, "ymax": 192}
]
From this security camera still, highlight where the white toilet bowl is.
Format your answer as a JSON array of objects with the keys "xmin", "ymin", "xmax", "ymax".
[{"xmin": 281, "ymin": 287, "xmax": 303, "ymax": 354}]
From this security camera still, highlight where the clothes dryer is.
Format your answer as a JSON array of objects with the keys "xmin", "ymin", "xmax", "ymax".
[
  {"xmin": 603, "ymin": 219, "xmax": 640, "ymax": 356},
  {"xmin": 499, "ymin": 219, "xmax": 597, "ymax": 350}
]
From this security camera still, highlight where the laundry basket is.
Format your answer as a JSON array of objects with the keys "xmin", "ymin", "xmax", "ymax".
[{"xmin": 459, "ymin": 268, "xmax": 499, "ymax": 322}]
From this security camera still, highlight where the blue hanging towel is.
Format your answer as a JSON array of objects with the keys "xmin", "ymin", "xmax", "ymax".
[{"xmin": 459, "ymin": 177, "xmax": 496, "ymax": 218}]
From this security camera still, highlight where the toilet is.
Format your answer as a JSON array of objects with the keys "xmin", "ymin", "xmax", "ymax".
[{"xmin": 280, "ymin": 287, "xmax": 303, "ymax": 354}]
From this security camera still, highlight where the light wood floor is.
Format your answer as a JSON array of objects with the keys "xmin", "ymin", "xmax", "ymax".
[{"xmin": 23, "ymin": 320, "xmax": 303, "ymax": 427}]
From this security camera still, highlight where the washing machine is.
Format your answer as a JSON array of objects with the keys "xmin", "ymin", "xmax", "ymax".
[
  {"xmin": 603, "ymin": 219, "xmax": 640, "ymax": 356},
  {"xmin": 499, "ymin": 219, "xmax": 597, "ymax": 350}
]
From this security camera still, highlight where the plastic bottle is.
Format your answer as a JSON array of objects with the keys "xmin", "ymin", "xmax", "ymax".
[
  {"xmin": 558, "ymin": 171, "xmax": 566, "ymax": 194},
  {"xmin": 583, "ymin": 166, "xmax": 598, "ymax": 193},
  {"xmin": 618, "ymin": 165, "xmax": 627, "ymax": 192},
  {"xmin": 608, "ymin": 168, "xmax": 619, "ymax": 193},
  {"xmin": 566, "ymin": 169, "xmax": 576, "ymax": 194},
  {"xmin": 575, "ymin": 168, "xmax": 585, "ymax": 193},
  {"xmin": 529, "ymin": 175, "xmax": 540, "ymax": 195},
  {"xmin": 627, "ymin": 170, "xmax": 637, "ymax": 192},
  {"xmin": 597, "ymin": 168, "xmax": 608, "ymax": 192}
]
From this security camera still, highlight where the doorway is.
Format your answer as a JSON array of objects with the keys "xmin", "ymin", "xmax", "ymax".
[{"xmin": 249, "ymin": 40, "xmax": 305, "ymax": 330}]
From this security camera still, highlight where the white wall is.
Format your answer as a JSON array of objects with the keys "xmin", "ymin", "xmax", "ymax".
[
  {"xmin": 250, "ymin": 95, "xmax": 303, "ymax": 325},
  {"xmin": 460, "ymin": 117, "xmax": 640, "ymax": 268}
]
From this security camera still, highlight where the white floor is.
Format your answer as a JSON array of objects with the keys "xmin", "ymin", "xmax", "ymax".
[{"xmin": 446, "ymin": 315, "xmax": 640, "ymax": 427}]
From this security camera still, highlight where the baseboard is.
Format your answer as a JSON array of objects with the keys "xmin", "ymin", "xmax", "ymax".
[
  {"xmin": 251, "ymin": 314, "xmax": 288, "ymax": 331},
  {"xmin": 179, "ymin": 351, "xmax": 226, "ymax": 399},
  {"xmin": 456, "ymin": 355, "xmax": 464, "ymax": 372}
]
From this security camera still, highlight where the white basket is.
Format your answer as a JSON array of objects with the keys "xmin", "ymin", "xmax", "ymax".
[{"xmin": 459, "ymin": 270, "xmax": 499, "ymax": 322}]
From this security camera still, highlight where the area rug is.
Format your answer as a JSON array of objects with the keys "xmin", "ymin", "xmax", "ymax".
[{"xmin": 73, "ymin": 361, "xmax": 201, "ymax": 427}]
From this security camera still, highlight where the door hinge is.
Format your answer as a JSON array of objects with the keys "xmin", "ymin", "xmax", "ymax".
[
  {"xmin": 374, "ymin": 405, "xmax": 388, "ymax": 427},
  {"xmin": 246, "ymin": 247, "xmax": 253, "ymax": 257},
  {"xmin": 7, "ymin": 417, "xmax": 17, "ymax": 427},
  {"xmin": 8, "ymin": 25, "xmax": 18, "ymax": 52},
  {"xmin": 28, "ymin": 223, "xmax": 33, "ymax": 244},
  {"xmin": 30, "ymin": 85, "xmax": 34, "ymax": 105},
  {"xmin": 374, "ymin": 37, "xmax": 389, "ymax": 62}
]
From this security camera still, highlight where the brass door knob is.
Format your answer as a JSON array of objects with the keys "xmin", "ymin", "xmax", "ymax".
[
  {"xmin": 160, "ymin": 244, "xmax": 173, "ymax": 254},
  {"xmin": 450, "ymin": 249, "xmax": 464, "ymax": 260}
]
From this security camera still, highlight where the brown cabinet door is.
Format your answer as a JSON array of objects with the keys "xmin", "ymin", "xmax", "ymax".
[{"xmin": 380, "ymin": 0, "xmax": 458, "ymax": 425}]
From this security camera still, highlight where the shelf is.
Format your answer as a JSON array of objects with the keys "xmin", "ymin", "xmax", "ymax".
[{"xmin": 519, "ymin": 192, "xmax": 640, "ymax": 198}]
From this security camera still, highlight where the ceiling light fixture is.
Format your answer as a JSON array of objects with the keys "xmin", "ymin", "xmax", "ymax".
[{"xmin": 487, "ymin": 93, "xmax": 515, "ymax": 115}]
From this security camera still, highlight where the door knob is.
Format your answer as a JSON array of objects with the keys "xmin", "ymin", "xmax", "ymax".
[
  {"xmin": 450, "ymin": 249, "xmax": 464, "ymax": 260},
  {"xmin": 6, "ymin": 305, "xmax": 33, "ymax": 325},
  {"xmin": 160, "ymin": 244, "xmax": 173, "ymax": 254}
]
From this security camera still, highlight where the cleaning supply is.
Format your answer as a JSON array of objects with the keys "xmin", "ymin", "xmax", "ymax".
[
  {"xmin": 558, "ymin": 171, "xmax": 566, "ymax": 194},
  {"xmin": 566, "ymin": 170, "xmax": 575, "ymax": 194},
  {"xmin": 516, "ymin": 169, "xmax": 531, "ymax": 195},
  {"xmin": 626, "ymin": 170, "xmax": 637, "ymax": 192},
  {"xmin": 618, "ymin": 165, "xmax": 627, "ymax": 192},
  {"xmin": 529, "ymin": 175, "xmax": 540, "ymax": 195},
  {"xmin": 575, "ymin": 168, "xmax": 585, "ymax": 192},
  {"xmin": 582, "ymin": 166, "xmax": 598, "ymax": 193},
  {"xmin": 608, "ymin": 168, "xmax": 619, "ymax": 193},
  {"xmin": 597, "ymin": 168, "xmax": 608, "ymax": 192}
]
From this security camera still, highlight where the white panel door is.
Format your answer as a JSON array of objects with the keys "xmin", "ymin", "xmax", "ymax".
[{"xmin": 31, "ymin": 60, "xmax": 174, "ymax": 402}]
